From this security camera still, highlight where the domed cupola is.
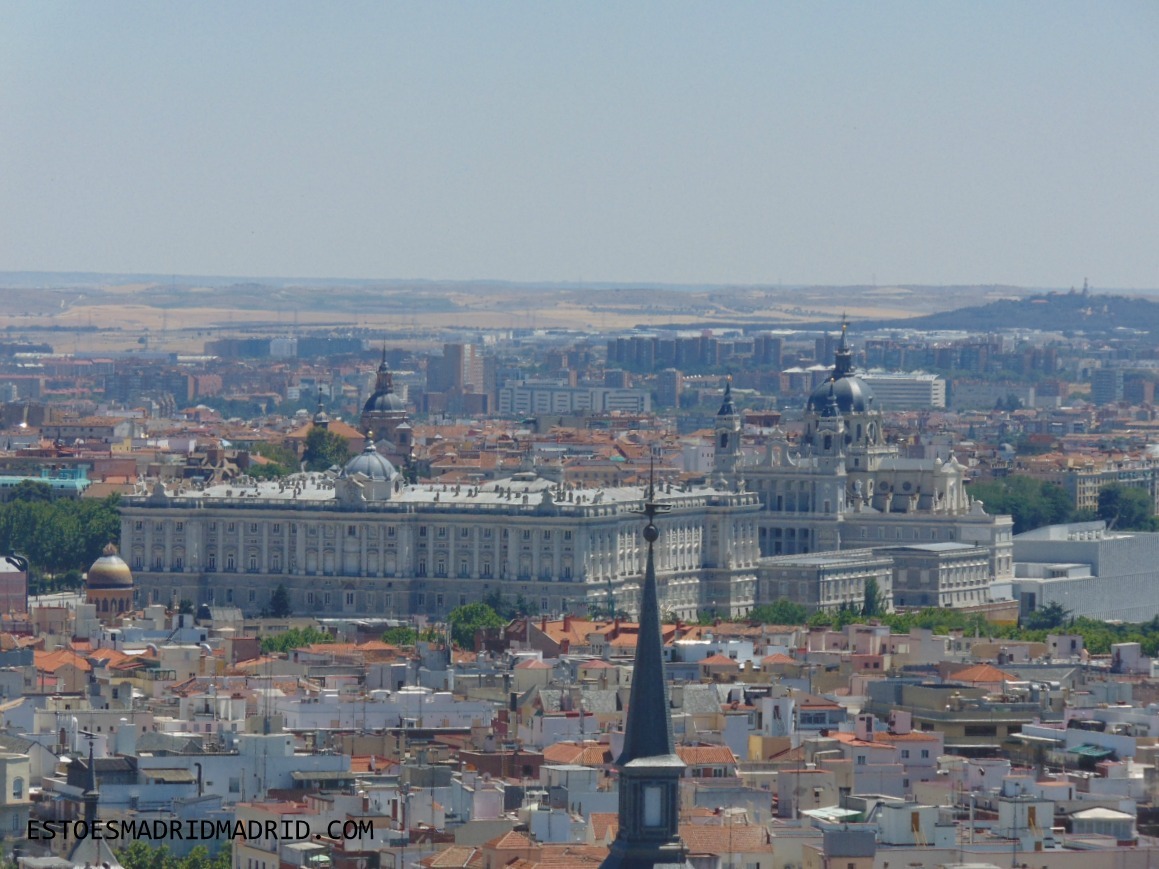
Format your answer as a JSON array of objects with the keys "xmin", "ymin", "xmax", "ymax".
[
  {"xmin": 342, "ymin": 437, "xmax": 398, "ymax": 481},
  {"xmin": 86, "ymin": 543, "xmax": 134, "ymax": 619},
  {"xmin": 805, "ymin": 320, "xmax": 876, "ymax": 415},
  {"xmin": 363, "ymin": 349, "xmax": 406, "ymax": 414},
  {"xmin": 87, "ymin": 543, "xmax": 133, "ymax": 589}
]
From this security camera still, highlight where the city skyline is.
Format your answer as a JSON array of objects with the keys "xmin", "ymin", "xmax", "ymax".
[{"xmin": 2, "ymin": 3, "xmax": 1158, "ymax": 288}]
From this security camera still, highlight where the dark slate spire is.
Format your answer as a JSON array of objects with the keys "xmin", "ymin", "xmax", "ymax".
[
  {"xmin": 616, "ymin": 478, "xmax": 675, "ymax": 765},
  {"xmin": 716, "ymin": 377, "xmax": 736, "ymax": 417},
  {"xmin": 602, "ymin": 466, "xmax": 690, "ymax": 869},
  {"xmin": 83, "ymin": 735, "xmax": 98, "ymax": 826}
]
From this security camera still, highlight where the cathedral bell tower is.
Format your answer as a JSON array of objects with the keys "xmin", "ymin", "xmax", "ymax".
[
  {"xmin": 713, "ymin": 378, "xmax": 743, "ymax": 490},
  {"xmin": 601, "ymin": 477, "xmax": 691, "ymax": 869}
]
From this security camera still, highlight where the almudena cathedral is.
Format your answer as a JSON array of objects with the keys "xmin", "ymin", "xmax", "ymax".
[{"xmin": 119, "ymin": 329, "xmax": 1014, "ymax": 620}]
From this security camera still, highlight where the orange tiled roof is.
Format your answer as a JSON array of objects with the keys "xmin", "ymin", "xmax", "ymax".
[
  {"xmin": 486, "ymin": 831, "xmax": 537, "ymax": 851},
  {"xmin": 420, "ymin": 846, "xmax": 481, "ymax": 868},
  {"xmin": 589, "ymin": 813, "xmax": 618, "ymax": 843},
  {"xmin": 761, "ymin": 653, "xmax": 797, "ymax": 665},
  {"xmin": 676, "ymin": 745, "xmax": 737, "ymax": 766},
  {"xmin": 541, "ymin": 741, "xmax": 613, "ymax": 766},
  {"xmin": 35, "ymin": 649, "xmax": 92, "ymax": 673},
  {"xmin": 699, "ymin": 653, "xmax": 739, "ymax": 667},
  {"xmin": 952, "ymin": 663, "xmax": 1016, "ymax": 684},
  {"xmin": 680, "ymin": 823, "xmax": 769, "ymax": 854}
]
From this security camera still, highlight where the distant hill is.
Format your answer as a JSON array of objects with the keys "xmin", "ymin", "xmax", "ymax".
[{"xmin": 866, "ymin": 289, "xmax": 1159, "ymax": 335}]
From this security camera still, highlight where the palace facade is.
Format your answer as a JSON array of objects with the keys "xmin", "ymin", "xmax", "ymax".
[{"xmin": 119, "ymin": 442, "xmax": 761, "ymax": 620}]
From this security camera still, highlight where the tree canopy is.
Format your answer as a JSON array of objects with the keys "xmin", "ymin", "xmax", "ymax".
[
  {"xmin": 1097, "ymin": 483, "xmax": 1156, "ymax": 531},
  {"xmin": 0, "ymin": 492, "xmax": 121, "ymax": 589},
  {"xmin": 748, "ymin": 599, "xmax": 808, "ymax": 625},
  {"xmin": 119, "ymin": 843, "xmax": 231, "ymax": 869},
  {"xmin": 861, "ymin": 578, "xmax": 883, "ymax": 618},
  {"xmin": 303, "ymin": 427, "xmax": 350, "ymax": 471},
  {"xmin": 968, "ymin": 476, "xmax": 1075, "ymax": 534},
  {"xmin": 260, "ymin": 625, "xmax": 334, "ymax": 654},
  {"xmin": 269, "ymin": 584, "xmax": 292, "ymax": 618},
  {"xmin": 448, "ymin": 602, "xmax": 505, "ymax": 649},
  {"xmin": 382, "ymin": 625, "xmax": 419, "ymax": 646}
]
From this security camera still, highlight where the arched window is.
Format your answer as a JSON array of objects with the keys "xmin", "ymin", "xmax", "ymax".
[{"xmin": 13, "ymin": 776, "xmax": 24, "ymax": 799}]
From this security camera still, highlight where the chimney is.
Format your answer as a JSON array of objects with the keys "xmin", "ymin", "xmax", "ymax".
[
  {"xmin": 540, "ymin": 615, "xmax": 548, "ymax": 632},
  {"xmin": 563, "ymin": 614, "xmax": 572, "ymax": 632}
]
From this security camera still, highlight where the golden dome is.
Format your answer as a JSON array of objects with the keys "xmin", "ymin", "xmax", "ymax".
[{"xmin": 86, "ymin": 543, "xmax": 133, "ymax": 589}]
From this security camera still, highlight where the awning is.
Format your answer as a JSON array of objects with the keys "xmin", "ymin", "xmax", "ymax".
[
  {"xmin": 144, "ymin": 769, "xmax": 196, "ymax": 783},
  {"xmin": 1067, "ymin": 744, "xmax": 1114, "ymax": 758}
]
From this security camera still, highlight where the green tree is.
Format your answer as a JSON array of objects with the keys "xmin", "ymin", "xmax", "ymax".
[
  {"xmin": 862, "ymin": 577, "xmax": 883, "ymax": 618},
  {"xmin": 178, "ymin": 599, "xmax": 194, "ymax": 615},
  {"xmin": 303, "ymin": 427, "xmax": 350, "ymax": 471},
  {"xmin": 748, "ymin": 599, "xmax": 808, "ymax": 625},
  {"xmin": 1097, "ymin": 483, "xmax": 1155, "ymax": 531},
  {"xmin": 481, "ymin": 591, "xmax": 516, "ymax": 619},
  {"xmin": 448, "ymin": 602, "xmax": 505, "ymax": 649},
  {"xmin": 248, "ymin": 443, "xmax": 300, "ymax": 478},
  {"xmin": 968, "ymin": 476, "xmax": 1074, "ymax": 533},
  {"xmin": 270, "ymin": 583, "xmax": 292, "ymax": 618},
  {"xmin": 9, "ymin": 480, "xmax": 53, "ymax": 502},
  {"xmin": 0, "ymin": 492, "xmax": 120, "ymax": 584},
  {"xmin": 382, "ymin": 625, "xmax": 419, "ymax": 645},
  {"xmin": 1023, "ymin": 601, "xmax": 1070, "ymax": 631},
  {"xmin": 261, "ymin": 625, "xmax": 334, "ymax": 654},
  {"xmin": 119, "ymin": 841, "xmax": 231, "ymax": 869}
]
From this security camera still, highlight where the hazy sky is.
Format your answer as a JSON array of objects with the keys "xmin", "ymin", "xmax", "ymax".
[{"xmin": 2, "ymin": 3, "xmax": 1158, "ymax": 288}]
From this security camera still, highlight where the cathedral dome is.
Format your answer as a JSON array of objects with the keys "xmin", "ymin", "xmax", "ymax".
[
  {"xmin": 87, "ymin": 544, "xmax": 133, "ymax": 589},
  {"xmin": 342, "ymin": 439, "xmax": 397, "ymax": 481},
  {"xmin": 805, "ymin": 320, "xmax": 875, "ymax": 416},
  {"xmin": 363, "ymin": 356, "xmax": 406, "ymax": 414},
  {"xmin": 806, "ymin": 373, "xmax": 875, "ymax": 415},
  {"xmin": 362, "ymin": 389, "xmax": 405, "ymax": 414}
]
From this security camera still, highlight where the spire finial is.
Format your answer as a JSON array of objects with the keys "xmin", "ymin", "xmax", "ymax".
[{"xmin": 833, "ymin": 317, "xmax": 853, "ymax": 378}]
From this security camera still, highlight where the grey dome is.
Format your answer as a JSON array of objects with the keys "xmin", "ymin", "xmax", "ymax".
[
  {"xmin": 806, "ymin": 372, "xmax": 875, "ymax": 415},
  {"xmin": 363, "ymin": 390, "xmax": 405, "ymax": 413},
  {"xmin": 342, "ymin": 440, "xmax": 397, "ymax": 480}
]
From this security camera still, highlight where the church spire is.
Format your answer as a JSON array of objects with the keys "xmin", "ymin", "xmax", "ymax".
[
  {"xmin": 833, "ymin": 316, "xmax": 854, "ymax": 379},
  {"xmin": 602, "ymin": 465, "xmax": 689, "ymax": 868},
  {"xmin": 83, "ymin": 735, "xmax": 99, "ymax": 827},
  {"xmin": 617, "ymin": 473, "xmax": 675, "ymax": 764},
  {"xmin": 716, "ymin": 375, "xmax": 736, "ymax": 417}
]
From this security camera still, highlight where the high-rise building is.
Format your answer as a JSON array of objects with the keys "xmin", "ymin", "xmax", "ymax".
[
  {"xmin": 656, "ymin": 369, "xmax": 683, "ymax": 408},
  {"xmin": 1092, "ymin": 367, "xmax": 1125, "ymax": 405}
]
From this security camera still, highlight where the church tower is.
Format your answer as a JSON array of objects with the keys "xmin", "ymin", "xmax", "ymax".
[
  {"xmin": 360, "ymin": 344, "xmax": 412, "ymax": 468},
  {"xmin": 601, "ymin": 480, "xmax": 691, "ymax": 869},
  {"xmin": 713, "ymin": 379, "xmax": 743, "ymax": 489}
]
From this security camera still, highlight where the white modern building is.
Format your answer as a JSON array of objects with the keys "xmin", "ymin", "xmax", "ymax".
[
  {"xmin": 859, "ymin": 371, "xmax": 947, "ymax": 409},
  {"xmin": 1014, "ymin": 520, "xmax": 1159, "ymax": 622}
]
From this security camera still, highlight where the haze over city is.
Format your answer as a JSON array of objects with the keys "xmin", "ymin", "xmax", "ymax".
[{"xmin": 3, "ymin": 2, "xmax": 1158, "ymax": 289}]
